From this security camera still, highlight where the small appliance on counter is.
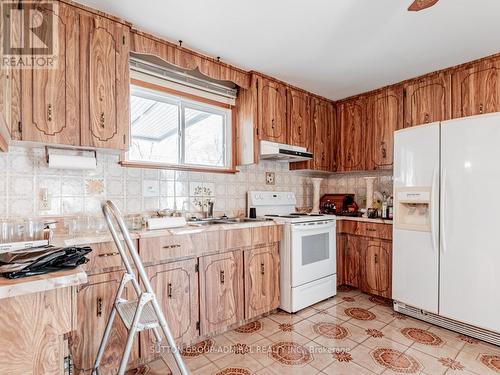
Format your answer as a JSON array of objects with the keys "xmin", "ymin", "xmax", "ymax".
[{"xmin": 320, "ymin": 194, "xmax": 361, "ymax": 216}]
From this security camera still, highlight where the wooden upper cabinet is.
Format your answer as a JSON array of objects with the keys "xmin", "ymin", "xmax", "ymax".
[
  {"xmin": 311, "ymin": 98, "xmax": 334, "ymax": 171},
  {"xmin": 244, "ymin": 246, "xmax": 280, "ymax": 320},
  {"xmin": 452, "ymin": 57, "xmax": 500, "ymax": 118},
  {"xmin": 257, "ymin": 76, "xmax": 287, "ymax": 143},
  {"xmin": 361, "ymin": 240, "xmax": 392, "ymax": 299},
  {"xmin": 199, "ymin": 251, "xmax": 243, "ymax": 336},
  {"xmin": 141, "ymin": 259, "xmax": 199, "ymax": 359},
  {"xmin": 79, "ymin": 12, "xmax": 130, "ymax": 150},
  {"xmin": 404, "ymin": 73, "xmax": 451, "ymax": 127},
  {"xmin": 366, "ymin": 86, "xmax": 403, "ymax": 170},
  {"xmin": 338, "ymin": 97, "xmax": 366, "ymax": 172},
  {"xmin": 21, "ymin": 2, "xmax": 80, "ymax": 145},
  {"xmin": 287, "ymin": 89, "xmax": 311, "ymax": 148}
]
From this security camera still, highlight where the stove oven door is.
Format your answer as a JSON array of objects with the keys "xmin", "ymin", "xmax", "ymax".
[{"xmin": 290, "ymin": 220, "xmax": 336, "ymax": 287}]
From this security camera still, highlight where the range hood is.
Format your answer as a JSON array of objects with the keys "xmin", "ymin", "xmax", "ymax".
[{"xmin": 259, "ymin": 140, "xmax": 313, "ymax": 162}]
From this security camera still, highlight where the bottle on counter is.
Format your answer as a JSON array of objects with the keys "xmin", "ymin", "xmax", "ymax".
[
  {"xmin": 381, "ymin": 192, "xmax": 388, "ymax": 219},
  {"xmin": 387, "ymin": 195, "xmax": 394, "ymax": 220}
]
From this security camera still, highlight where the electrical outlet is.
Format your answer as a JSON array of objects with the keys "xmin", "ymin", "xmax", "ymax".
[
  {"xmin": 266, "ymin": 172, "xmax": 275, "ymax": 185},
  {"xmin": 38, "ymin": 188, "xmax": 51, "ymax": 211}
]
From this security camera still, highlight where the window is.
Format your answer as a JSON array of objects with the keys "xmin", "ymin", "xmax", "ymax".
[{"xmin": 126, "ymin": 84, "xmax": 232, "ymax": 170}]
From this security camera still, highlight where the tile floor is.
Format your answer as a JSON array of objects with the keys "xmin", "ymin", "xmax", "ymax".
[{"xmin": 178, "ymin": 287, "xmax": 500, "ymax": 375}]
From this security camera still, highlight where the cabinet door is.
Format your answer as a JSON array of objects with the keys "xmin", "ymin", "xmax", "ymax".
[
  {"xmin": 80, "ymin": 12, "xmax": 130, "ymax": 150},
  {"xmin": 452, "ymin": 58, "xmax": 500, "ymax": 118},
  {"xmin": 71, "ymin": 271, "xmax": 138, "ymax": 374},
  {"xmin": 361, "ymin": 240, "xmax": 392, "ymax": 298},
  {"xmin": 244, "ymin": 245, "xmax": 280, "ymax": 320},
  {"xmin": 20, "ymin": 2, "xmax": 79, "ymax": 145},
  {"xmin": 344, "ymin": 236, "xmax": 361, "ymax": 288},
  {"xmin": 199, "ymin": 251, "xmax": 243, "ymax": 336},
  {"xmin": 366, "ymin": 86, "xmax": 403, "ymax": 170},
  {"xmin": 287, "ymin": 88, "xmax": 310, "ymax": 148},
  {"xmin": 141, "ymin": 259, "xmax": 199, "ymax": 360},
  {"xmin": 338, "ymin": 98, "xmax": 366, "ymax": 171},
  {"xmin": 404, "ymin": 73, "xmax": 451, "ymax": 127},
  {"xmin": 336, "ymin": 234, "xmax": 346, "ymax": 286},
  {"xmin": 257, "ymin": 77, "xmax": 287, "ymax": 143},
  {"xmin": 311, "ymin": 98, "xmax": 333, "ymax": 171}
]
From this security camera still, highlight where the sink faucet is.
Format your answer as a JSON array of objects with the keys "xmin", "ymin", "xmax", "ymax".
[{"xmin": 206, "ymin": 200, "xmax": 214, "ymax": 219}]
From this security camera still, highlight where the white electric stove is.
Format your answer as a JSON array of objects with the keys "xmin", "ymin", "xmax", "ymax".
[{"xmin": 248, "ymin": 191, "xmax": 337, "ymax": 313}]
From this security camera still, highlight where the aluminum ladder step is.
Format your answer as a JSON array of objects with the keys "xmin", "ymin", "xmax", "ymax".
[{"xmin": 116, "ymin": 299, "xmax": 160, "ymax": 331}]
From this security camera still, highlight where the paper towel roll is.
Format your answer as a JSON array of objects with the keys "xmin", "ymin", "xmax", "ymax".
[{"xmin": 48, "ymin": 154, "xmax": 97, "ymax": 170}]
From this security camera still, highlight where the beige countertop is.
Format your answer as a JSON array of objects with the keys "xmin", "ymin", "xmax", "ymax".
[
  {"xmin": 0, "ymin": 267, "xmax": 87, "ymax": 300},
  {"xmin": 336, "ymin": 216, "xmax": 393, "ymax": 224},
  {"xmin": 53, "ymin": 220, "xmax": 280, "ymax": 247}
]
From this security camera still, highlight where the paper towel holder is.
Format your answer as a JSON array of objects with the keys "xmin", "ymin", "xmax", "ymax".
[{"xmin": 45, "ymin": 146, "xmax": 98, "ymax": 169}]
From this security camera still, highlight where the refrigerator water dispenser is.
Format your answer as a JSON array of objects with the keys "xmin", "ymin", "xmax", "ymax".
[{"xmin": 394, "ymin": 187, "xmax": 431, "ymax": 231}]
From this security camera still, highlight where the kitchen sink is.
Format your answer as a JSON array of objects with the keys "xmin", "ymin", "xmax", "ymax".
[{"xmin": 187, "ymin": 217, "xmax": 272, "ymax": 226}]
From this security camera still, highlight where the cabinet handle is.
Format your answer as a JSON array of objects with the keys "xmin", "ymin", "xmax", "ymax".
[
  {"xmin": 100, "ymin": 112, "xmax": 105, "ymax": 128},
  {"xmin": 298, "ymin": 125, "xmax": 302, "ymax": 136},
  {"xmin": 219, "ymin": 270, "xmax": 225, "ymax": 284},
  {"xmin": 47, "ymin": 104, "xmax": 52, "ymax": 122},
  {"xmin": 374, "ymin": 254, "xmax": 379, "ymax": 264},
  {"xmin": 260, "ymin": 262, "xmax": 265, "ymax": 275},
  {"xmin": 98, "ymin": 251, "xmax": 120, "ymax": 258},
  {"xmin": 167, "ymin": 283, "xmax": 173, "ymax": 298},
  {"xmin": 96, "ymin": 297, "xmax": 103, "ymax": 317},
  {"xmin": 271, "ymin": 119, "xmax": 275, "ymax": 129},
  {"xmin": 381, "ymin": 147, "xmax": 387, "ymax": 159},
  {"xmin": 479, "ymin": 103, "xmax": 484, "ymax": 114},
  {"xmin": 366, "ymin": 228, "xmax": 377, "ymax": 232},
  {"xmin": 163, "ymin": 244, "xmax": 181, "ymax": 249},
  {"xmin": 424, "ymin": 113, "xmax": 430, "ymax": 123}
]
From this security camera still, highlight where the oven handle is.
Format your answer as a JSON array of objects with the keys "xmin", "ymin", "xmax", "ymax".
[{"xmin": 291, "ymin": 221, "xmax": 335, "ymax": 231}]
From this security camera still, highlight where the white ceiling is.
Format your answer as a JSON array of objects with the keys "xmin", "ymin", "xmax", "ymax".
[{"xmin": 77, "ymin": 0, "xmax": 500, "ymax": 100}]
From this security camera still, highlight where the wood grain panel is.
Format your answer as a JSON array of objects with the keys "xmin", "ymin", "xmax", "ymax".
[
  {"xmin": 225, "ymin": 228, "xmax": 252, "ymax": 250},
  {"xmin": 244, "ymin": 245, "xmax": 280, "ymax": 320},
  {"xmin": 338, "ymin": 97, "xmax": 366, "ymax": 171},
  {"xmin": 0, "ymin": 287, "xmax": 73, "ymax": 375},
  {"xmin": 312, "ymin": 98, "xmax": 333, "ymax": 170},
  {"xmin": 344, "ymin": 235, "xmax": 360, "ymax": 288},
  {"xmin": 21, "ymin": 2, "xmax": 79, "ymax": 145},
  {"xmin": 70, "ymin": 271, "xmax": 139, "ymax": 374},
  {"xmin": 257, "ymin": 76, "xmax": 287, "ymax": 143},
  {"xmin": 404, "ymin": 73, "xmax": 452, "ymax": 127},
  {"xmin": 199, "ymin": 250, "xmax": 243, "ymax": 336},
  {"xmin": 336, "ymin": 234, "xmax": 346, "ymax": 286},
  {"xmin": 251, "ymin": 225, "xmax": 283, "ymax": 247},
  {"xmin": 141, "ymin": 259, "xmax": 199, "ymax": 359},
  {"xmin": 80, "ymin": 11, "xmax": 130, "ymax": 150},
  {"xmin": 361, "ymin": 240, "xmax": 392, "ymax": 298},
  {"xmin": 366, "ymin": 86, "xmax": 403, "ymax": 170},
  {"xmin": 337, "ymin": 220, "xmax": 392, "ymax": 241},
  {"xmin": 451, "ymin": 58, "xmax": 500, "ymax": 118},
  {"xmin": 287, "ymin": 88, "xmax": 311, "ymax": 148},
  {"xmin": 83, "ymin": 240, "xmax": 137, "ymax": 274}
]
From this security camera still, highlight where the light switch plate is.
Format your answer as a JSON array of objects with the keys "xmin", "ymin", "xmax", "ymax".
[{"xmin": 266, "ymin": 172, "xmax": 275, "ymax": 185}]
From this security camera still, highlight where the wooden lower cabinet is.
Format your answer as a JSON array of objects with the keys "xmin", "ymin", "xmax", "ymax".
[
  {"xmin": 140, "ymin": 259, "xmax": 199, "ymax": 360},
  {"xmin": 70, "ymin": 271, "xmax": 139, "ymax": 374},
  {"xmin": 244, "ymin": 245, "xmax": 280, "ymax": 320},
  {"xmin": 199, "ymin": 251, "xmax": 244, "ymax": 336},
  {"xmin": 344, "ymin": 235, "xmax": 361, "ymax": 288},
  {"xmin": 361, "ymin": 240, "xmax": 392, "ymax": 298},
  {"xmin": 337, "ymin": 222, "xmax": 393, "ymax": 299}
]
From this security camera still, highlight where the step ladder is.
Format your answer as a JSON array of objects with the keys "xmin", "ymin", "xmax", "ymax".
[{"xmin": 92, "ymin": 200, "xmax": 190, "ymax": 375}]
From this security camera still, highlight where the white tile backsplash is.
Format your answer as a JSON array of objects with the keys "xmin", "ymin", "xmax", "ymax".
[{"xmin": 0, "ymin": 145, "xmax": 393, "ymax": 218}]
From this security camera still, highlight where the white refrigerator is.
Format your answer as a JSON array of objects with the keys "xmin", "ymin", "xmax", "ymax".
[{"xmin": 393, "ymin": 112, "xmax": 500, "ymax": 341}]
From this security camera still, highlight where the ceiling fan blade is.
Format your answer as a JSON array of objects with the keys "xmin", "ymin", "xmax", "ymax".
[{"xmin": 408, "ymin": 0, "xmax": 439, "ymax": 11}]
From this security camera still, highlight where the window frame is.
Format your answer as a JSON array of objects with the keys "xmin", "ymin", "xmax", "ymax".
[{"xmin": 121, "ymin": 79, "xmax": 236, "ymax": 173}]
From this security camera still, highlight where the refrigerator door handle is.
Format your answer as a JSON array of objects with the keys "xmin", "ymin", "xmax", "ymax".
[
  {"xmin": 440, "ymin": 169, "xmax": 447, "ymax": 253},
  {"xmin": 431, "ymin": 167, "xmax": 439, "ymax": 253}
]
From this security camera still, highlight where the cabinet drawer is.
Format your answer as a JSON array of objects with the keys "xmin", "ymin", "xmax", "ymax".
[
  {"xmin": 140, "ymin": 231, "xmax": 223, "ymax": 263},
  {"xmin": 84, "ymin": 241, "xmax": 133, "ymax": 273},
  {"xmin": 225, "ymin": 228, "xmax": 252, "ymax": 250},
  {"xmin": 337, "ymin": 220, "xmax": 392, "ymax": 240},
  {"xmin": 251, "ymin": 225, "xmax": 283, "ymax": 247}
]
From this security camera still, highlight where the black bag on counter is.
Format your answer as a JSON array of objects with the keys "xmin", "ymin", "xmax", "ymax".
[{"xmin": 2, "ymin": 246, "xmax": 92, "ymax": 279}]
